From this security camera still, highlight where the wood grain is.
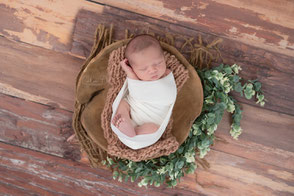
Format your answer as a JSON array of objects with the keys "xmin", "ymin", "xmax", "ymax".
[
  {"xmin": 0, "ymin": 0, "xmax": 104, "ymax": 53},
  {"xmin": 71, "ymin": 8, "xmax": 294, "ymax": 116},
  {"xmin": 0, "ymin": 36, "xmax": 83, "ymax": 111},
  {"xmin": 1, "ymin": 140, "xmax": 293, "ymax": 195},
  {"xmin": 0, "ymin": 142, "xmax": 200, "ymax": 196},
  {"xmin": 0, "ymin": 93, "xmax": 80, "ymax": 161},
  {"xmin": 93, "ymin": 0, "xmax": 294, "ymax": 57},
  {"xmin": 189, "ymin": 150, "xmax": 294, "ymax": 196},
  {"xmin": 214, "ymin": 103, "xmax": 294, "ymax": 170}
]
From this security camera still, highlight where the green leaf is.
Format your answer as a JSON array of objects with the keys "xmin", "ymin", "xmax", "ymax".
[
  {"xmin": 244, "ymin": 89, "xmax": 255, "ymax": 99},
  {"xmin": 254, "ymin": 81, "xmax": 262, "ymax": 91},
  {"xmin": 113, "ymin": 171, "xmax": 119, "ymax": 180},
  {"xmin": 207, "ymin": 113, "xmax": 216, "ymax": 124},
  {"xmin": 231, "ymin": 64, "xmax": 242, "ymax": 74},
  {"xmin": 245, "ymin": 83, "xmax": 253, "ymax": 90},
  {"xmin": 171, "ymin": 179, "xmax": 177, "ymax": 187},
  {"xmin": 150, "ymin": 178, "xmax": 154, "ymax": 185},
  {"xmin": 154, "ymin": 181, "xmax": 161, "ymax": 187},
  {"xmin": 224, "ymin": 66, "xmax": 233, "ymax": 74},
  {"xmin": 139, "ymin": 178, "xmax": 149, "ymax": 187},
  {"xmin": 135, "ymin": 167, "xmax": 142, "ymax": 173},
  {"xmin": 175, "ymin": 160, "xmax": 185, "ymax": 170},
  {"xmin": 124, "ymin": 175, "xmax": 129, "ymax": 182},
  {"xmin": 118, "ymin": 173, "xmax": 123, "ymax": 182},
  {"xmin": 131, "ymin": 175, "xmax": 136, "ymax": 182},
  {"xmin": 244, "ymin": 84, "xmax": 255, "ymax": 99},
  {"xmin": 233, "ymin": 75, "xmax": 240, "ymax": 83},
  {"xmin": 159, "ymin": 157, "xmax": 167, "ymax": 164},
  {"xmin": 234, "ymin": 82, "xmax": 243, "ymax": 93},
  {"xmin": 177, "ymin": 146, "xmax": 184, "ymax": 154},
  {"xmin": 107, "ymin": 157, "xmax": 114, "ymax": 165}
]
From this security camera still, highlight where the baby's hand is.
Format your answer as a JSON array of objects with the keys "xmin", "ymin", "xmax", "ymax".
[{"xmin": 120, "ymin": 58, "xmax": 139, "ymax": 80}]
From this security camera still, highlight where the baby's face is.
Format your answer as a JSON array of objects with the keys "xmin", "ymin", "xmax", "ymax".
[{"xmin": 129, "ymin": 46, "xmax": 166, "ymax": 81}]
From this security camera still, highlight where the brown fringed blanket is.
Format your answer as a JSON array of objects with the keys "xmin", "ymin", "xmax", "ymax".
[{"xmin": 73, "ymin": 35, "xmax": 203, "ymax": 166}]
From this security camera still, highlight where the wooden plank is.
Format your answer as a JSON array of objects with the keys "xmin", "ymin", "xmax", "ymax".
[
  {"xmin": 1, "ymin": 141, "xmax": 293, "ymax": 195},
  {"xmin": 71, "ymin": 8, "xmax": 294, "ymax": 116},
  {"xmin": 1, "ymin": 0, "xmax": 292, "ymax": 60},
  {"xmin": 187, "ymin": 150, "xmax": 294, "ymax": 196},
  {"xmin": 0, "ymin": 36, "xmax": 83, "ymax": 111},
  {"xmin": 0, "ymin": 93, "xmax": 80, "ymax": 161},
  {"xmin": 93, "ymin": 0, "xmax": 294, "ymax": 57},
  {"xmin": 0, "ymin": 142, "xmax": 200, "ymax": 196},
  {"xmin": 213, "ymin": 103, "xmax": 294, "ymax": 170},
  {"xmin": 0, "ymin": 0, "xmax": 104, "ymax": 53}
]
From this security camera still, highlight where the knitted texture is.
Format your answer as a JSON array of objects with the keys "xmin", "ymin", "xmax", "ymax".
[{"xmin": 101, "ymin": 45, "xmax": 189, "ymax": 161}]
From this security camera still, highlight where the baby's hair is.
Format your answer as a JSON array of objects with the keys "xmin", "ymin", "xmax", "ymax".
[{"xmin": 124, "ymin": 34, "xmax": 163, "ymax": 65}]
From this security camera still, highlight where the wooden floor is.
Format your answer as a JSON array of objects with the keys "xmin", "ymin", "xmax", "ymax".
[{"xmin": 0, "ymin": 0, "xmax": 293, "ymax": 195}]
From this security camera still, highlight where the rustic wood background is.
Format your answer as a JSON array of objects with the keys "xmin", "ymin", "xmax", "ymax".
[{"xmin": 0, "ymin": 0, "xmax": 293, "ymax": 195}]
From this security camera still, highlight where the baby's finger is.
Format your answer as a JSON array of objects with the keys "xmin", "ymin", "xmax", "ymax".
[
  {"xmin": 124, "ymin": 59, "xmax": 130, "ymax": 65},
  {"xmin": 121, "ymin": 62, "xmax": 132, "ymax": 71},
  {"xmin": 120, "ymin": 60, "xmax": 127, "ymax": 67},
  {"xmin": 123, "ymin": 67, "xmax": 134, "ymax": 76},
  {"xmin": 120, "ymin": 58, "xmax": 127, "ymax": 63}
]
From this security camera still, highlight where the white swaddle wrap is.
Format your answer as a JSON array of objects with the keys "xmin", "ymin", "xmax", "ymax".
[{"xmin": 110, "ymin": 72, "xmax": 177, "ymax": 150}]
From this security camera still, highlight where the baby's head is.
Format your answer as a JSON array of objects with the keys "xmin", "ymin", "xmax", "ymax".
[{"xmin": 125, "ymin": 34, "xmax": 167, "ymax": 81}]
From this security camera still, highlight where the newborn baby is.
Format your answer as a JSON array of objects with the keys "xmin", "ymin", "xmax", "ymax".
[{"xmin": 110, "ymin": 34, "xmax": 177, "ymax": 149}]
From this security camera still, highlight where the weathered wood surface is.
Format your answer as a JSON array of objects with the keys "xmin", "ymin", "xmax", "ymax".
[
  {"xmin": 190, "ymin": 150, "xmax": 294, "ymax": 196},
  {"xmin": 0, "ymin": 0, "xmax": 103, "ymax": 54},
  {"xmin": 93, "ymin": 0, "xmax": 294, "ymax": 57},
  {"xmin": 214, "ymin": 103, "xmax": 294, "ymax": 171},
  {"xmin": 0, "ymin": 93, "xmax": 80, "ymax": 161},
  {"xmin": 71, "ymin": 8, "xmax": 294, "ymax": 116},
  {"xmin": 1, "ymin": 0, "xmax": 293, "ymax": 57},
  {"xmin": 1, "ymin": 138, "xmax": 293, "ymax": 195},
  {"xmin": 0, "ymin": 142, "xmax": 201, "ymax": 196},
  {"xmin": 0, "ymin": 36, "xmax": 83, "ymax": 111},
  {"xmin": 0, "ymin": 0, "xmax": 293, "ymax": 195}
]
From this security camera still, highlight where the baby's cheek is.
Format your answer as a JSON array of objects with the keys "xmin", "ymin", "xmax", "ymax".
[{"xmin": 138, "ymin": 72, "xmax": 147, "ymax": 80}]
